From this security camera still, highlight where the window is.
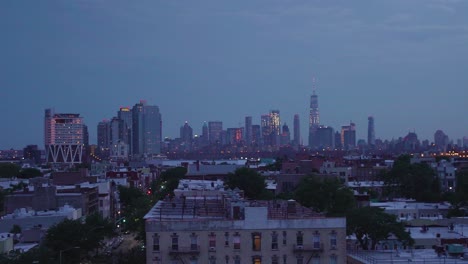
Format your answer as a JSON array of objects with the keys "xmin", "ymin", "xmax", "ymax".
[
  {"xmin": 152, "ymin": 256, "xmax": 161, "ymax": 264},
  {"xmin": 282, "ymin": 231, "xmax": 287, "ymax": 245},
  {"xmin": 252, "ymin": 256, "xmax": 261, "ymax": 264},
  {"xmin": 282, "ymin": 255, "xmax": 287, "ymax": 264},
  {"xmin": 209, "ymin": 232, "xmax": 216, "ymax": 250},
  {"xmin": 296, "ymin": 255, "xmax": 304, "ymax": 264},
  {"xmin": 296, "ymin": 231, "xmax": 303, "ymax": 246},
  {"xmin": 189, "ymin": 258, "xmax": 198, "ymax": 264},
  {"xmin": 209, "ymin": 256, "xmax": 216, "ymax": 264},
  {"xmin": 225, "ymin": 232, "xmax": 229, "ymax": 247},
  {"xmin": 225, "ymin": 255, "xmax": 229, "ymax": 264},
  {"xmin": 171, "ymin": 233, "xmax": 178, "ymax": 250},
  {"xmin": 313, "ymin": 232, "xmax": 320, "ymax": 249},
  {"xmin": 190, "ymin": 233, "xmax": 198, "ymax": 250},
  {"xmin": 234, "ymin": 256, "xmax": 241, "ymax": 264},
  {"xmin": 329, "ymin": 255, "xmax": 337, "ymax": 264},
  {"xmin": 153, "ymin": 233, "xmax": 160, "ymax": 251},
  {"xmin": 272, "ymin": 232, "xmax": 278, "ymax": 250},
  {"xmin": 233, "ymin": 233, "xmax": 241, "ymax": 250},
  {"xmin": 311, "ymin": 256, "xmax": 320, "ymax": 264},
  {"xmin": 252, "ymin": 232, "xmax": 261, "ymax": 251},
  {"xmin": 272, "ymin": 255, "xmax": 279, "ymax": 264},
  {"xmin": 330, "ymin": 231, "xmax": 337, "ymax": 249}
]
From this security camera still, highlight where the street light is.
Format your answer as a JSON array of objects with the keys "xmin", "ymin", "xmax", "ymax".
[{"xmin": 59, "ymin": 246, "xmax": 80, "ymax": 264}]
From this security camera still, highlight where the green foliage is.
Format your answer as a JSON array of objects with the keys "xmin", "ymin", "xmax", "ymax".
[
  {"xmin": 347, "ymin": 206, "xmax": 414, "ymax": 250},
  {"xmin": 44, "ymin": 214, "xmax": 115, "ymax": 259},
  {"xmin": 0, "ymin": 163, "xmax": 20, "ymax": 178},
  {"xmin": 9, "ymin": 224, "xmax": 21, "ymax": 234},
  {"xmin": 118, "ymin": 185, "xmax": 152, "ymax": 241},
  {"xmin": 18, "ymin": 168, "xmax": 42, "ymax": 179},
  {"xmin": 382, "ymin": 155, "xmax": 441, "ymax": 202},
  {"xmin": 226, "ymin": 167, "xmax": 267, "ymax": 199},
  {"xmin": 446, "ymin": 171, "xmax": 468, "ymax": 217},
  {"xmin": 294, "ymin": 175, "xmax": 356, "ymax": 216}
]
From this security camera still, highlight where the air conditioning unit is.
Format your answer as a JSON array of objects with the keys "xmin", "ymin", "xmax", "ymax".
[
  {"xmin": 297, "ymin": 245, "xmax": 303, "ymax": 249},
  {"xmin": 331, "ymin": 245, "xmax": 337, "ymax": 250},
  {"xmin": 209, "ymin": 247, "xmax": 216, "ymax": 251}
]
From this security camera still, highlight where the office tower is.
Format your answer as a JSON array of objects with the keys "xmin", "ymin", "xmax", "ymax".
[
  {"xmin": 293, "ymin": 114, "xmax": 300, "ymax": 146},
  {"xmin": 434, "ymin": 130, "xmax": 449, "ymax": 152},
  {"xmin": 226, "ymin": 128, "xmax": 243, "ymax": 145},
  {"xmin": 341, "ymin": 122, "xmax": 356, "ymax": 150},
  {"xmin": 180, "ymin": 122, "xmax": 193, "ymax": 146},
  {"xmin": 334, "ymin": 131, "xmax": 342, "ymax": 149},
  {"xmin": 110, "ymin": 117, "xmax": 123, "ymax": 145},
  {"xmin": 208, "ymin": 121, "xmax": 223, "ymax": 144},
  {"xmin": 44, "ymin": 108, "xmax": 85, "ymax": 164},
  {"xmin": 97, "ymin": 120, "xmax": 110, "ymax": 158},
  {"xmin": 23, "ymin": 145, "xmax": 41, "ymax": 164},
  {"xmin": 260, "ymin": 114, "xmax": 270, "ymax": 146},
  {"xmin": 118, "ymin": 107, "xmax": 132, "ymax": 148},
  {"xmin": 368, "ymin": 116, "xmax": 375, "ymax": 148},
  {"xmin": 245, "ymin": 116, "xmax": 252, "ymax": 146},
  {"xmin": 132, "ymin": 100, "xmax": 162, "ymax": 157},
  {"xmin": 252, "ymin": 125, "xmax": 261, "ymax": 146},
  {"xmin": 316, "ymin": 125, "xmax": 334, "ymax": 149},
  {"xmin": 267, "ymin": 110, "xmax": 281, "ymax": 147},
  {"xmin": 309, "ymin": 80, "xmax": 320, "ymax": 149},
  {"xmin": 281, "ymin": 123, "xmax": 291, "ymax": 146},
  {"xmin": 200, "ymin": 121, "xmax": 209, "ymax": 146}
]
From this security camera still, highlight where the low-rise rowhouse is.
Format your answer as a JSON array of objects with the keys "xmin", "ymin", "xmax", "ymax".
[{"xmin": 144, "ymin": 184, "xmax": 346, "ymax": 264}]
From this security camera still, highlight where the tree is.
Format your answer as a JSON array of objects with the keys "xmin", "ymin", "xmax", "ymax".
[
  {"xmin": 10, "ymin": 224, "xmax": 21, "ymax": 234},
  {"xmin": 294, "ymin": 175, "xmax": 356, "ymax": 216},
  {"xmin": 18, "ymin": 168, "xmax": 42, "ymax": 179},
  {"xmin": 117, "ymin": 185, "xmax": 152, "ymax": 241},
  {"xmin": 382, "ymin": 155, "xmax": 441, "ymax": 202},
  {"xmin": 44, "ymin": 214, "xmax": 115, "ymax": 260},
  {"xmin": 225, "ymin": 167, "xmax": 267, "ymax": 199},
  {"xmin": 347, "ymin": 206, "xmax": 414, "ymax": 250},
  {"xmin": 0, "ymin": 163, "xmax": 20, "ymax": 178}
]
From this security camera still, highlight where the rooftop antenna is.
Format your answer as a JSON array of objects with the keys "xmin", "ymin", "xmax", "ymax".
[{"xmin": 312, "ymin": 76, "xmax": 317, "ymax": 95}]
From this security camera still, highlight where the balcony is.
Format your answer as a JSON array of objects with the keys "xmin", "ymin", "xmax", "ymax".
[
  {"xmin": 293, "ymin": 244, "xmax": 324, "ymax": 253},
  {"xmin": 168, "ymin": 245, "xmax": 200, "ymax": 255}
]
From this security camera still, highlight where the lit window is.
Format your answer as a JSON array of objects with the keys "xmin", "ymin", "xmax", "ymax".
[
  {"xmin": 209, "ymin": 232, "xmax": 216, "ymax": 250},
  {"xmin": 233, "ymin": 233, "xmax": 241, "ymax": 250},
  {"xmin": 252, "ymin": 255, "xmax": 261, "ymax": 264},
  {"xmin": 252, "ymin": 232, "xmax": 261, "ymax": 251}
]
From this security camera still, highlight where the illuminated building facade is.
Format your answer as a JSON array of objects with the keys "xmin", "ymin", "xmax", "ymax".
[
  {"xmin": 44, "ymin": 108, "xmax": 85, "ymax": 164},
  {"xmin": 309, "ymin": 89, "xmax": 320, "ymax": 149},
  {"xmin": 208, "ymin": 121, "xmax": 223, "ymax": 144}
]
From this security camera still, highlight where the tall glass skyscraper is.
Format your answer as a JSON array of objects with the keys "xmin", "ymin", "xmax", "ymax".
[{"xmin": 132, "ymin": 100, "xmax": 162, "ymax": 157}]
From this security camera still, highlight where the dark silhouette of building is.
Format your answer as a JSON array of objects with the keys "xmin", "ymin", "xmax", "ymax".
[{"xmin": 368, "ymin": 116, "xmax": 375, "ymax": 149}]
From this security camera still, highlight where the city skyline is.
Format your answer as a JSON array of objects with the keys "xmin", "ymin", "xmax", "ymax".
[{"xmin": 1, "ymin": 1, "xmax": 468, "ymax": 149}]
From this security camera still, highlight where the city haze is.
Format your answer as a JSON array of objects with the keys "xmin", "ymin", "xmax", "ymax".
[{"xmin": 1, "ymin": 0, "xmax": 468, "ymax": 148}]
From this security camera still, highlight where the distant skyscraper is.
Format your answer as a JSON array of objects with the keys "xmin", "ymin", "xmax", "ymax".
[
  {"xmin": 269, "ymin": 110, "xmax": 281, "ymax": 147},
  {"xmin": 118, "ymin": 107, "xmax": 132, "ymax": 149},
  {"xmin": 341, "ymin": 122, "xmax": 356, "ymax": 150},
  {"xmin": 180, "ymin": 122, "xmax": 193, "ymax": 146},
  {"xmin": 252, "ymin": 125, "xmax": 261, "ymax": 146},
  {"xmin": 44, "ymin": 108, "xmax": 85, "ymax": 164},
  {"xmin": 281, "ymin": 123, "xmax": 291, "ymax": 146},
  {"xmin": 208, "ymin": 121, "xmax": 223, "ymax": 144},
  {"xmin": 293, "ymin": 114, "xmax": 300, "ymax": 146},
  {"xmin": 132, "ymin": 100, "xmax": 162, "ymax": 157},
  {"xmin": 334, "ymin": 131, "xmax": 342, "ymax": 149},
  {"xmin": 201, "ymin": 121, "xmax": 209, "ymax": 145},
  {"xmin": 434, "ymin": 130, "xmax": 449, "ymax": 152},
  {"xmin": 368, "ymin": 116, "xmax": 375, "ymax": 148},
  {"xmin": 316, "ymin": 126, "xmax": 334, "ymax": 149},
  {"xmin": 309, "ymin": 78, "xmax": 320, "ymax": 148},
  {"xmin": 260, "ymin": 114, "xmax": 270, "ymax": 146},
  {"xmin": 245, "ymin": 116, "xmax": 253, "ymax": 146},
  {"xmin": 97, "ymin": 119, "xmax": 110, "ymax": 157}
]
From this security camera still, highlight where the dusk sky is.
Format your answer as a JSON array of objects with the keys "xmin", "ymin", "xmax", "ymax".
[{"xmin": 1, "ymin": 0, "xmax": 467, "ymax": 149}]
